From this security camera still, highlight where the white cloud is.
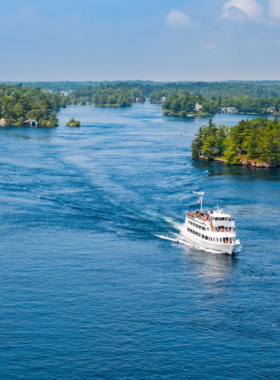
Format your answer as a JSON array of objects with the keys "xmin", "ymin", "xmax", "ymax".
[
  {"xmin": 269, "ymin": 0, "xmax": 280, "ymax": 20},
  {"xmin": 165, "ymin": 10, "xmax": 195, "ymax": 30},
  {"xmin": 222, "ymin": 0, "xmax": 263, "ymax": 22}
]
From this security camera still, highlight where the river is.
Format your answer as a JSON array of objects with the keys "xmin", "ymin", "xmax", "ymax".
[{"xmin": 0, "ymin": 102, "xmax": 279, "ymax": 379}]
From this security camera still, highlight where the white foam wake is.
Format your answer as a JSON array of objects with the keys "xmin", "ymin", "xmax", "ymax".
[
  {"xmin": 154, "ymin": 234, "xmax": 179, "ymax": 242},
  {"xmin": 161, "ymin": 217, "xmax": 182, "ymax": 231},
  {"xmin": 154, "ymin": 234, "xmax": 193, "ymax": 247}
]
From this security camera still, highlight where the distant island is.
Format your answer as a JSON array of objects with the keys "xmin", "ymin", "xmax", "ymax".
[
  {"xmin": 69, "ymin": 84, "xmax": 146, "ymax": 107},
  {"xmin": 159, "ymin": 92, "xmax": 280, "ymax": 118},
  {"xmin": 162, "ymin": 93, "xmax": 214, "ymax": 117},
  {"xmin": 2, "ymin": 81, "xmax": 280, "ymax": 127},
  {"xmin": 5, "ymin": 80, "xmax": 280, "ymax": 98},
  {"xmin": 66, "ymin": 117, "xmax": 80, "ymax": 127},
  {"xmin": 192, "ymin": 118, "xmax": 280, "ymax": 167}
]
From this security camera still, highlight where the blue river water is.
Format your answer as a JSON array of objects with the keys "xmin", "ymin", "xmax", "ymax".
[{"xmin": 0, "ymin": 102, "xmax": 280, "ymax": 379}]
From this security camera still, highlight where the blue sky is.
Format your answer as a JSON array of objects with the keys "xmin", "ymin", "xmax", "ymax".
[{"xmin": 1, "ymin": 0, "xmax": 280, "ymax": 81}]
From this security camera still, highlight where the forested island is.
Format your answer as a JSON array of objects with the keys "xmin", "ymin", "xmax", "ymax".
[
  {"xmin": 148, "ymin": 82, "xmax": 280, "ymax": 117},
  {"xmin": 6, "ymin": 80, "xmax": 280, "ymax": 98},
  {"xmin": 162, "ymin": 93, "xmax": 214, "ymax": 116},
  {"xmin": 4, "ymin": 80, "xmax": 280, "ymax": 115},
  {"xmin": 0, "ymin": 84, "xmax": 68, "ymax": 127},
  {"xmin": 3, "ymin": 81, "xmax": 280, "ymax": 127},
  {"xmin": 149, "ymin": 82, "xmax": 280, "ymax": 102},
  {"xmin": 66, "ymin": 117, "xmax": 80, "ymax": 127},
  {"xmin": 69, "ymin": 84, "xmax": 146, "ymax": 107},
  {"xmin": 160, "ymin": 92, "xmax": 280, "ymax": 117},
  {"xmin": 0, "ymin": 83, "xmax": 145, "ymax": 128},
  {"xmin": 192, "ymin": 118, "xmax": 280, "ymax": 167}
]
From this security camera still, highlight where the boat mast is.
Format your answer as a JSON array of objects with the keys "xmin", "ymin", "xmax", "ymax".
[{"xmin": 194, "ymin": 191, "xmax": 205, "ymax": 213}]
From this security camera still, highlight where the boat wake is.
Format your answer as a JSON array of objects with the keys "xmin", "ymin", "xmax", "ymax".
[
  {"xmin": 153, "ymin": 234, "xmax": 194, "ymax": 247},
  {"xmin": 161, "ymin": 217, "xmax": 182, "ymax": 231}
]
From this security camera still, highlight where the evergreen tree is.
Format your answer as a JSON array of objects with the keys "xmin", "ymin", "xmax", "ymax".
[{"xmin": 192, "ymin": 117, "xmax": 280, "ymax": 165}]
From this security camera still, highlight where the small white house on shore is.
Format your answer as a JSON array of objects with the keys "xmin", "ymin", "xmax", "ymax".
[
  {"xmin": 221, "ymin": 107, "xmax": 239, "ymax": 114},
  {"xmin": 267, "ymin": 107, "xmax": 275, "ymax": 113},
  {"xmin": 195, "ymin": 103, "xmax": 202, "ymax": 112},
  {"xmin": 162, "ymin": 97, "xmax": 166, "ymax": 103}
]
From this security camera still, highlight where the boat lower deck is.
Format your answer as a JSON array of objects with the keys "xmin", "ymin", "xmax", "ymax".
[{"xmin": 181, "ymin": 224, "xmax": 239, "ymax": 255}]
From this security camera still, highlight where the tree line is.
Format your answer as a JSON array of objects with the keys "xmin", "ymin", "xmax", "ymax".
[
  {"xmin": 6, "ymin": 80, "xmax": 280, "ymax": 99},
  {"xmin": 149, "ymin": 82, "xmax": 280, "ymax": 102},
  {"xmin": 160, "ymin": 92, "xmax": 280, "ymax": 116},
  {"xmin": 162, "ymin": 93, "xmax": 210, "ymax": 116},
  {"xmin": 69, "ymin": 84, "xmax": 146, "ymax": 106},
  {"xmin": 0, "ymin": 84, "xmax": 69, "ymax": 126},
  {"xmin": 192, "ymin": 118, "xmax": 280, "ymax": 165}
]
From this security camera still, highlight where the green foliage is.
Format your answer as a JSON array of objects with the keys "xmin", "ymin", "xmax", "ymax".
[
  {"xmin": 66, "ymin": 117, "xmax": 81, "ymax": 127},
  {"xmin": 162, "ymin": 93, "xmax": 218, "ymax": 116},
  {"xmin": 149, "ymin": 82, "xmax": 280, "ymax": 116},
  {"xmin": 216, "ymin": 125, "xmax": 229, "ymax": 155},
  {"xmin": 192, "ymin": 127, "xmax": 204, "ymax": 158},
  {"xmin": 192, "ymin": 117, "xmax": 280, "ymax": 165},
  {"xmin": 0, "ymin": 84, "xmax": 63, "ymax": 126},
  {"xmin": 161, "ymin": 92, "xmax": 280, "ymax": 117},
  {"xmin": 69, "ymin": 84, "xmax": 145, "ymax": 107},
  {"xmin": 5, "ymin": 80, "xmax": 280, "ymax": 101},
  {"xmin": 192, "ymin": 120, "xmax": 228, "ymax": 159},
  {"xmin": 201, "ymin": 119, "xmax": 219, "ymax": 159},
  {"xmin": 149, "ymin": 82, "xmax": 280, "ymax": 103},
  {"xmin": 220, "ymin": 97, "xmax": 280, "ymax": 114},
  {"xmin": 1, "ymin": 80, "xmax": 158, "ymax": 95}
]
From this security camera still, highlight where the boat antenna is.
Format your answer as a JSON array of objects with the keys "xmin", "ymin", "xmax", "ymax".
[{"xmin": 194, "ymin": 191, "xmax": 205, "ymax": 213}]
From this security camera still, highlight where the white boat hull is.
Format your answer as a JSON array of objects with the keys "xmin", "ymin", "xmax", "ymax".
[{"xmin": 181, "ymin": 224, "xmax": 240, "ymax": 255}]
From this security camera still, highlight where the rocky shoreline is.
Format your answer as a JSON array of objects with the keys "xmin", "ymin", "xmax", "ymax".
[{"xmin": 198, "ymin": 155, "xmax": 279, "ymax": 168}]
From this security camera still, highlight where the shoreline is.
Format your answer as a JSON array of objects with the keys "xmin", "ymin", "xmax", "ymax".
[
  {"xmin": 163, "ymin": 111, "xmax": 212, "ymax": 117},
  {"xmin": 198, "ymin": 155, "xmax": 279, "ymax": 168},
  {"xmin": 163, "ymin": 110, "xmax": 280, "ymax": 118},
  {"xmin": 93, "ymin": 104, "xmax": 132, "ymax": 108}
]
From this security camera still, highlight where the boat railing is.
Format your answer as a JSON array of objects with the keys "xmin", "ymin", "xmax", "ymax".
[
  {"xmin": 212, "ymin": 228, "xmax": 236, "ymax": 233},
  {"xmin": 187, "ymin": 212, "xmax": 209, "ymax": 222}
]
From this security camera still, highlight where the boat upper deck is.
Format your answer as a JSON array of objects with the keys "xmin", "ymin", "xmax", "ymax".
[
  {"xmin": 186, "ymin": 210, "xmax": 236, "ymax": 232},
  {"xmin": 187, "ymin": 211, "xmax": 210, "ymax": 224}
]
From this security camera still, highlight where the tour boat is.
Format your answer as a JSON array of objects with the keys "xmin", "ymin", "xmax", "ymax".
[{"xmin": 181, "ymin": 192, "xmax": 240, "ymax": 255}]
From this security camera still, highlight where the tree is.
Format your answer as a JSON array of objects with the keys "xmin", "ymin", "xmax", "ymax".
[
  {"xmin": 202, "ymin": 134, "xmax": 216, "ymax": 159},
  {"xmin": 191, "ymin": 119, "xmax": 218, "ymax": 160},
  {"xmin": 191, "ymin": 127, "xmax": 204, "ymax": 158},
  {"xmin": 66, "ymin": 117, "xmax": 80, "ymax": 127},
  {"xmin": 216, "ymin": 125, "xmax": 229, "ymax": 156}
]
